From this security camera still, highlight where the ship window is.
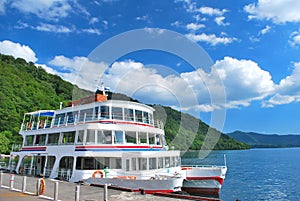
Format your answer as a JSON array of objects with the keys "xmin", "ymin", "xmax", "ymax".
[
  {"xmin": 100, "ymin": 106, "xmax": 110, "ymax": 119},
  {"xmin": 54, "ymin": 113, "xmax": 65, "ymax": 126},
  {"xmin": 170, "ymin": 157, "xmax": 175, "ymax": 167},
  {"xmin": 76, "ymin": 130, "xmax": 84, "ymax": 144},
  {"xmin": 109, "ymin": 157, "xmax": 121, "ymax": 169},
  {"xmin": 149, "ymin": 113, "xmax": 153, "ymax": 125},
  {"xmin": 156, "ymin": 134, "xmax": 161, "ymax": 145},
  {"xmin": 79, "ymin": 109, "xmax": 93, "ymax": 122},
  {"xmin": 175, "ymin": 156, "xmax": 181, "ymax": 166},
  {"xmin": 86, "ymin": 129, "xmax": 96, "ymax": 144},
  {"xmin": 124, "ymin": 108, "xmax": 134, "ymax": 121},
  {"xmin": 94, "ymin": 106, "xmax": 99, "ymax": 119},
  {"xmin": 62, "ymin": 131, "xmax": 75, "ymax": 144},
  {"xmin": 25, "ymin": 135, "xmax": 34, "ymax": 146},
  {"xmin": 131, "ymin": 158, "xmax": 137, "ymax": 171},
  {"xmin": 125, "ymin": 131, "xmax": 136, "ymax": 144},
  {"xmin": 149, "ymin": 158, "xmax": 157, "ymax": 170},
  {"xmin": 135, "ymin": 110, "xmax": 143, "ymax": 122},
  {"xmin": 138, "ymin": 158, "xmax": 147, "ymax": 170},
  {"xmin": 112, "ymin": 107, "xmax": 123, "ymax": 120},
  {"xmin": 143, "ymin": 112, "xmax": 149, "ymax": 124},
  {"xmin": 114, "ymin": 131, "xmax": 124, "ymax": 144},
  {"xmin": 165, "ymin": 157, "xmax": 170, "ymax": 168},
  {"xmin": 158, "ymin": 157, "xmax": 164, "ymax": 169},
  {"xmin": 66, "ymin": 112, "xmax": 75, "ymax": 124},
  {"xmin": 47, "ymin": 133, "xmax": 60, "ymax": 145},
  {"xmin": 149, "ymin": 133, "xmax": 155, "ymax": 145},
  {"xmin": 35, "ymin": 134, "xmax": 46, "ymax": 146},
  {"xmin": 138, "ymin": 132, "xmax": 147, "ymax": 144},
  {"xmin": 97, "ymin": 130, "xmax": 112, "ymax": 144}
]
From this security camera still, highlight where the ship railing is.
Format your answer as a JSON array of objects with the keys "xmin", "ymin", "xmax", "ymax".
[
  {"xmin": 154, "ymin": 120, "xmax": 164, "ymax": 129},
  {"xmin": 57, "ymin": 168, "xmax": 72, "ymax": 180},
  {"xmin": 22, "ymin": 115, "xmax": 163, "ymax": 131},
  {"xmin": 11, "ymin": 144, "xmax": 22, "ymax": 152},
  {"xmin": 181, "ymin": 164, "xmax": 227, "ymax": 168}
]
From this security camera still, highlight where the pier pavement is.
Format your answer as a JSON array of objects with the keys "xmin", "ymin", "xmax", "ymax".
[{"xmin": 0, "ymin": 172, "xmax": 195, "ymax": 201}]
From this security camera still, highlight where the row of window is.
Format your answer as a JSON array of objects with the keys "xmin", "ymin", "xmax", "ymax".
[
  {"xmin": 24, "ymin": 129, "xmax": 164, "ymax": 146},
  {"xmin": 53, "ymin": 106, "xmax": 154, "ymax": 126}
]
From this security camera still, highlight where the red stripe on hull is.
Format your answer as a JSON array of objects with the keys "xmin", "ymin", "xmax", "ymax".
[
  {"xmin": 186, "ymin": 176, "xmax": 224, "ymax": 185},
  {"xmin": 132, "ymin": 189, "xmax": 175, "ymax": 194},
  {"xmin": 76, "ymin": 145, "xmax": 163, "ymax": 149},
  {"xmin": 181, "ymin": 187, "xmax": 220, "ymax": 195}
]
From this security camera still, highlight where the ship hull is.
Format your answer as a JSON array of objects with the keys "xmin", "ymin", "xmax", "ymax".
[{"xmin": 84, "ymin": 177, "xmax": 183, "ymax": 194}]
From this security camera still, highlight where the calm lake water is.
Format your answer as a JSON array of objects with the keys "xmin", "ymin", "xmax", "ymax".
[{"xmin": 181, "ymin": 148, "xmax": 300, "ymax": 201}]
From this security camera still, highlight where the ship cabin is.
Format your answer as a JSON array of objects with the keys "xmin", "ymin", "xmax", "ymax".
[{"xmin": 11, "ymin": 92, "xmax": 181, "ymax": 181}]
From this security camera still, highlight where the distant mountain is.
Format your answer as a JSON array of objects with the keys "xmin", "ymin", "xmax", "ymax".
[{"xmin": 227, "ymin": 131, "xmax": 300, "ymax": 148}]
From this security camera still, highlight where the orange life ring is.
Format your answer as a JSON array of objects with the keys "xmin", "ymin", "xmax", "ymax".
[
  {"xmin": 39, "ymin": 178, "xmax": 46, "ymax": 195},
  {"xmin": 181, "ymin": 167, "xmax": 192, "ymax": 170},
  {"xmin": 92, "ymin": 170, "xmax": 104, "ymax": 178}
]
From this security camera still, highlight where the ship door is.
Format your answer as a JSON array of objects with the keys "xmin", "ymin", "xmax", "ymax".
[{"xmin": 36, "ymin": 155, "xmax": 46, "ymax": 176}]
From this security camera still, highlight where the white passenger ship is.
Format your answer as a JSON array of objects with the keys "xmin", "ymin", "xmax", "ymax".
[{"xmin": 8, "ymin": 87, "xmax": 227, "ymax": 195}]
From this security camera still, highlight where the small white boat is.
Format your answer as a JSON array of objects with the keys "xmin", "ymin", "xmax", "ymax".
[{"xmin": 181, "ymin": 165, "xmax": 227, "ymax": 195}]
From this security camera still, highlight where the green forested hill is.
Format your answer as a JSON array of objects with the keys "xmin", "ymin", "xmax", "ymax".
[{"xmin": 0, "ymin": 54, "xmax": 249, "ymax": 153}]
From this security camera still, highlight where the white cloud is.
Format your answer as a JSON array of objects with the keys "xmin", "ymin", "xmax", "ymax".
[
  {"xmin": 0, "ymin": 40, "xmax": 37, "ymax": 62},
  {"xmin": 136, "ymin": 15, "xmax": 150, "ymax": 22},
  {"xmin": 213, "ymin": 57, "xmax": 275, "ymax": 104},
  {"xmin": 82, "ymin": 28, "xmax": 101, "ymax": 35},
  {"xmin": 260, "ymin": 25, "xmax": 271, "ymax": 35},
  {"xmin": 244, "ymin": 0, "xmax": 300, "ymax": 24},
  {"xmin": 11, "ymin": 0, "xmax": 72, "ymax": 21},
  {"xmin": 289, "ymin": 29, "xmax": 300, "ymax": 47},
  {"xmin": 215, "ymin": 16, "xmax": 230, "ymax": 26},
  {"xmin": 263, "ymin": 62, "xmax": 300, "ymax": 107},
  {"xmin": 89, "ymin": 17, "xmax": 99, "ymax": 24},
  {"xmin": 186, "ymin": 23, "xmax": 205, "ymax": 30},
  {"xmin": 48, "ymin": 55, "xmax": 108, "ymax": 91},
  {"xmin": 186, "ymin": 33, "xmax": 236, "ymax": 46},
  {"xmin": 0, "ymin": 0, "xmax": 7, "ymax": 15},
  {"xmin": 198, "ymin": 6, "xmax": 227, "ymax": 16},
  {"xmin": 35, "ymin": 23, "xmax": 74, "ymax": 33}
]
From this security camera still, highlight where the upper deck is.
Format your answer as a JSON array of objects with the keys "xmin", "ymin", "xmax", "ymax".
[{"xmin": 20, "ymin": 96, "xmax": 164, "ymax": 134}]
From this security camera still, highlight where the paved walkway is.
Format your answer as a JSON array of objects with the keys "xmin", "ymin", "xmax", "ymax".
[{"xmin": 0, "ymin": 172, "xmax": 191, "ymax": 201}]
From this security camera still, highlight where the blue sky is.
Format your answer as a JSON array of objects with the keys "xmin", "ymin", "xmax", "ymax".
[{"xmin": 0, "ymin": 0, "xmax": 300, "ymax": 135}]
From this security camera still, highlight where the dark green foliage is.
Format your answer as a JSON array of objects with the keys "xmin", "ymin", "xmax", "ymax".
[
  {"xmin": 153, "ymin": 105, "xmax": 250, "ymax": 150},
  {"xmin": 0, "ymin": 53, "xmax": 249, "ymax": 154}
]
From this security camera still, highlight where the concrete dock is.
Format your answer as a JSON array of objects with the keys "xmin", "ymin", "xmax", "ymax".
[{"xmin": 1, "ymin": 172, "xmax": 214, "ymax": 201}]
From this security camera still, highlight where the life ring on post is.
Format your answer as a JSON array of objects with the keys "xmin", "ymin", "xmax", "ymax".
[
  {"xmin": 39, "ymin": 178, "xmax": 46, "ymax": 195},
  {"xmin": 92, "ymin": 170, "xmax": 104, "ymax": 178}
]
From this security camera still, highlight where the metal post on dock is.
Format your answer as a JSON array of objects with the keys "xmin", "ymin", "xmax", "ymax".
[
  {"xmin": 9, "ymin": 174, "xmax": 14, "ymax": 190},
  {"xmin": 103, "ymin": 184, "xmax": 108, "ymax": 201},
  {"xmin": 36, "ymin": 178, "xmax": 41, "ymax": 196},
  {"xmin": 0, "ymin": 171, "xmax": 3, "ymax": 187},
  {"xmin": 75, "ymin": 185, "xmax": 80, "ymax": 201},
  {"xmin": 22, "ymin": 176, "xmax": 27, "ymax": 193},
  {"xmin": 54, "ymin": 181, "xmax": 59, "ymax": 201}
]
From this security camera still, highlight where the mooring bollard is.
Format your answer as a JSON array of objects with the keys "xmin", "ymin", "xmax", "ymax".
[
  {"xmin": 103, "ymin": 184, "xmax": 108, "ymax": 201},
  {"xmin": 75, "ymin": 185, "xmax": 80, "ymax": 201},
  {"xmin": 22, "ymin": 176, "xmax": 27, "ymax": 193},
  {"xmin": 36, "ymin": 178, "xmax": 41, "ymax": 195},
  {"xmin": 0, "ymin": 171, "xmax": 3, "ymax": 187},
  {"xmin": 9, "ymin": 174, "xmax": 14, "ymax": 190},
  {"xmin": 54, "ymin": 181, "xmax": 59, "ymax": 201}
]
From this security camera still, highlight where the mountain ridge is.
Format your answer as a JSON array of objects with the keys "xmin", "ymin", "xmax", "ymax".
[{"xmin": 227, "ymin": 131, "xmax": 300, "ymax": 148}]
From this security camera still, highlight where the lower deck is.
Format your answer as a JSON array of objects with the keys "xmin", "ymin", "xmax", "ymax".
[{"xmin": 9, "ymin": 148, "xmax": 181, "ymax": 182}]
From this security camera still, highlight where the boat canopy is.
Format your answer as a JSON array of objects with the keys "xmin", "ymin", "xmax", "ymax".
[{"xmin": 26, "ymin": 110, "xmax": 55, "ymax": 117}]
